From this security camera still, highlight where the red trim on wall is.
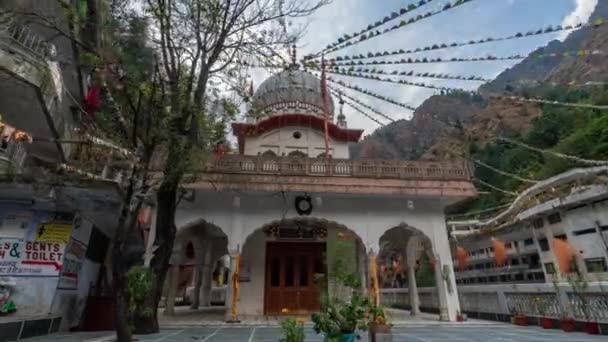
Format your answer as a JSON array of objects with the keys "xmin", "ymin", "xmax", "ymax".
[{"xmin": 232, "ymin": 114, "xmax": 363, "ymax": 154}]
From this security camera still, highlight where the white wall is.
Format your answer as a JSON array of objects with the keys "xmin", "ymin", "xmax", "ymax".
[
  {"xmin": 243, "ymin": 126, "xmax": 350, "ymax": 159},
  {"xmin": 175, "ymin": 190, "xmax": 461, "ymax": 320}
]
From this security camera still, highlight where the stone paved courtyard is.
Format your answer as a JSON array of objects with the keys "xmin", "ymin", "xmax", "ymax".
[{"xmin": 21, "ymin": 324, "xmax": 608, "ymax": 342}]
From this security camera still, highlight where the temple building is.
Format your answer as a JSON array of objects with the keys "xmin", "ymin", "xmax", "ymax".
[{"xmin": 159, "ymin": 63, "xmax": 477, "ymax": 321}]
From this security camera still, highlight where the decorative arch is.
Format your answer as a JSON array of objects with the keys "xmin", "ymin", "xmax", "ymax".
[
  {"xmin": 287, "ymin": 150, "xmax": 307, "ymax": 158},
  {"xmin": 261, "ymin": 150, "xmax": 277, "ymax": 157}
]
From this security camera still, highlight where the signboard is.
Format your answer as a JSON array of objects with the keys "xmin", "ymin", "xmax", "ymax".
[
  {"xmin": 0, "ymin": 208, "xmax": 75, "ymax": 277},
  {"xmin": 35, "ymin": 224, "xmax": 73, "ymax": 244}
]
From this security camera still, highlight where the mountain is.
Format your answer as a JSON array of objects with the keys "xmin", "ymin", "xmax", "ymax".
[{"xmin": 351, "ymin": 1, "xmax": 608, "ymax": 160}]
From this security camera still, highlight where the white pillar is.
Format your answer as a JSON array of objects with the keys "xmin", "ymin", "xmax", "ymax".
[
  {"xmin": 429, "ymin": 217, "xmax": 460, "ymax": 321},
  {"xmin": 434, "ymin": 255, "xmax": 450, "ymax": 321},
  {"xmin": 200, "ymin": 242, "xmax": 214, "ymax": 306},
  {"xmin": 191, "ymin": 240, "xmax": 214, "ymax": 309},
  {"xmin": 164, "ymin": 264, "xmax": 180, "ymax": 316},
  {"xmin": 408, "ymin": 263, "xmax": 420, "ymax": 315},
  {"xmin": 190, "ymin": 261, "xmax": 203, "ymax": 309}
]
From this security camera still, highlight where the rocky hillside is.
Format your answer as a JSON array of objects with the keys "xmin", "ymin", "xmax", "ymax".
[{"xmin": 351, "ymin": 1, "xmax": 608, "ymax": 160}]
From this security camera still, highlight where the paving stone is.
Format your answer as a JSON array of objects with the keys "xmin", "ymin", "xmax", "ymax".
[{"xmin": 19, "ymin": 324, "xmax": 608, "ymax": 342}]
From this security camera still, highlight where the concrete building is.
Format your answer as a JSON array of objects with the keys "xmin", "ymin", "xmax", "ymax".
[
  {"xmin": 453, "ymin": 175, "xmax": 608, "ymax": 285},
  {"xmin": 158, "ymin": 65, "xmax": 477, "ymax": 322},
  {"xmin": 0, "ymin": 2, "xmax": 127, "ymax": 339}
]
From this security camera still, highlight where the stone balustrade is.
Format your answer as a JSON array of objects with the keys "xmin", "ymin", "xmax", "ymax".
[
  {"xmin": 380, "ymin": 283, "xmax": 608, "ymax": 323},
  {"xmin": 208, "ymin": 154, "xmax": 472, "ymax": 181}
]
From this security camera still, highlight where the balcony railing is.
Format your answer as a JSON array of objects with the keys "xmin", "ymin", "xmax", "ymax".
[
  {"xmin": 0, "ymin": 140, "xmax": 27, "ymax": 173},
  {"xmin": 0, "ymin": 14, "xmax": 55, "ymax": 60},
  {"xmin": 207, "ymin": 155, "xmax": 471, "ymax": 181}
]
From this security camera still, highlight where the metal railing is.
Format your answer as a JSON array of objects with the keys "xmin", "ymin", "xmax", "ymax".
[
  {"xmin": 208, "ymin": 155, "xmax": 472, "ymax": 181},
  {"xmin": 380, "ymin": 283, "xmax": 608, "ymax": 323},
  {"xmin": 0, "ymin": 140, "xmax": 27, "ymax": 173},
  {"xmin": 0, "ymin": 13, "xmax": 55, "ymax": 60}
]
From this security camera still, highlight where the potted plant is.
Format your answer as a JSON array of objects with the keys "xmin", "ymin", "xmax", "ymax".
[
  {"xmin": 280, "ymin": 318, "xmax": 305, "ymax": 342},
  {"xmin": 534, "ymin": 297, "xmax": 553, "ymax": 329},
  {"xmin": 312, "ymin": 291, "xmax": 369, "ymax": 342},
  {"xmin": 367, "ymin": 304, "xmax": 392, "ymax": 342},
  {"xmin": 509, "ymin": 302, "xmax": 527, "ymax": 326}
]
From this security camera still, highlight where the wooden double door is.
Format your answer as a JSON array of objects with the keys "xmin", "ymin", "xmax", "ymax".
[{"xmin": 264, "ymin": 242, "xmax": 326, "ymax": 315}]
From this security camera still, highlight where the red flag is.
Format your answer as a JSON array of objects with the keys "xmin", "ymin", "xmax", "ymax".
[
  {"xmin": 492, "ymin": 238, "xmax": 506, "ymax": 267},
  {"xmin": 456, "ymin": 246, "xmax": 468, "ymax": 272},
  {"xmin": 320, "ymin": 56, "xmax": 330, "ymax": 160},
  {"xmin": 553, "ymin": 238, "xmax": 577, "ymax": 274},
  {"xmin": 84, "ymin": 85, "xmax": 100, "ymax": 119}
]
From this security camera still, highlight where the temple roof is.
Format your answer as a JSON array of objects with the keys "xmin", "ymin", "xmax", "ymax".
[{"xmin": 251, "ymin": 69, "xmax": 334, "ymax": 119}]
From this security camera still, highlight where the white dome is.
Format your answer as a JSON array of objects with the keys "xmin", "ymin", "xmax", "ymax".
[{"xmin": 251, "ymin": 69, "xmax": 334, "ymax": 119}]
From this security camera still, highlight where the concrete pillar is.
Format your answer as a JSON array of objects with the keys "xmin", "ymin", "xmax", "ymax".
[
  {"xmin": 368, "ymin": 251, "xmax": 380, "ymax": 306},
  {"xmin": 190, "ymin": 240, "xmax": 213, "ymax": 309},
  {"xmin": 190, "ymin": 261, "xmax": 204, "ymax": 309},
  {"xmin": 224, "ymin": 252, "xmax": 240, "ymax": 322},
  {"xmin": 200, "ymin": 242, "xmax": 214, "ymax": 306},
  {"xmin": 434, "ymin": 255, "xmax": 450, "ymax": 321},
  {"xmin": 429, "ymin": 217, "xmax": 461, "ymax": 321},
  {"xmin": 407, "ymin": 263, "xmax": 420, "ymax": 315},
  {"xmin": 164, "ymin": 264, "xmax": 180, "ymax": 315}
]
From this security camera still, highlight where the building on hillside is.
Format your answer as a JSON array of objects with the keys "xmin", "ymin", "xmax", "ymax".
[
  {"xmin": 156, "ymin": 62, "xmax": 478, "ymax": 322},
  {"xmin": 0, "ymin": 2, "xmax": 127, "ymax": 339},
  {"xmin": 452, "ymin": 170, "xmax": 608, "ymax": 285}
]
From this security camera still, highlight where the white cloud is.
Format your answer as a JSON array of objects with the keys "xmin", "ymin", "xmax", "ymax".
[{"xmin": 559, "ymin": 0, "xmax": 598, "ymax": 39}]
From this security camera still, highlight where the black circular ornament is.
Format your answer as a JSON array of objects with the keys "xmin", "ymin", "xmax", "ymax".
[{"xmin": 295, "ymin": 195, "xmax": 313, "ymax": 216}]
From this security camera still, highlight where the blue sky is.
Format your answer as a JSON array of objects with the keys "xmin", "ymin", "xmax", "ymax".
[{"xmin": 248, "ymin": 0, "xmax": 599, "ymax": 135}]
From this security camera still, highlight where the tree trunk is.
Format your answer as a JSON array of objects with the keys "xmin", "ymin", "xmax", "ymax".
[{"xmin": 132, "ymin": 183, "xmax": 178, "ymax": 334}]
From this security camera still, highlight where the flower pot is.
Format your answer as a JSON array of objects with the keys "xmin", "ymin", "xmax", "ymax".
[
  {"xmin": 583, "ymin": 322, "xmax": 599, "ymax": 335},
  {"xmin": 540, "ymin": 317, "xmax": 553, "ymax": 329},
  {"xmin": 513, "ymin": 314, "xmax": 527, "ymax": 326},
  {"xmin": 560, "ymin": 318, "xmax": 576, "ymax": 332},
  {"xmin": 369, "ymin": 323, "xmax": 392, "ymax": 342}
]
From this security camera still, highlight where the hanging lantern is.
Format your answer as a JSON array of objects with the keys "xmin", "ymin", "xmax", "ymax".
[
  {"xmin": 553, "ymin": 238, "xmax": 577, "ymax": 274},
  {"xmin": 492, "ymin": 238, "xmax": 506, "ymax": 267},
  {"xmin": 456, "ymin": 246, "xmax": 468, "ymax": 272}
]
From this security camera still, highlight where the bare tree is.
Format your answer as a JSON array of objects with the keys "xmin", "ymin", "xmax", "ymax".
[{"xmin": 133, "ymin": 0, "xmax": 328, "ymax": 335}]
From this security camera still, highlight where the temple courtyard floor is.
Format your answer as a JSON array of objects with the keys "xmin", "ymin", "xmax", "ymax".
[
  {"xmin": 20, "ymin": 308, "xmax": 608, "ymax": 341},
  {"xmin": 21, "ymin": 324, "xmax": 608, "ymax": 342}
]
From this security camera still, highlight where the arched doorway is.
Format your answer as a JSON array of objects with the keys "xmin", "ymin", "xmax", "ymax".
[
  {"xmin": 238, "ymin": 218, "xmax": 366, "ymax": 316},
  {"xmin": 164, "ymin": 220, "xmax": 228, "ymax": 314},
  {"xmin": 378, "ymin": 225, "xmax": 445, "ymax": 320}
]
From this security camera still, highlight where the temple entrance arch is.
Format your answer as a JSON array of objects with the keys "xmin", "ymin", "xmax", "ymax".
[
  {"xmin": 378, "ymin": 224, "xmax": 459, "ymax": 321},
  {"xmin": 163, "ymin": 220, "xmax": 228, "ymax": 315},
  {"xmin": 234, "ymin": 217, "xmax": 367, "ymax": 317}
]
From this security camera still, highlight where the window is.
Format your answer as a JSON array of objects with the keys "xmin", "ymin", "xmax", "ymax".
[
  {"xmin": 524, "ymin": 238, "xmax": 534, "ymax": 246},
  {"xmin": 538, "ymin": 238, "xmax": 550, "ymax": 251},
  {"xmin": 544, "ymin": 262, "xmax": 556, "ymax": 274},
  {"xmin": 530, "ymin": 255, "xmax": 541, "ymax": 269},
  {"xmin": 585, "ymin": 258, "xmax": 607, "ymax": 273},
  {"xmin": 512, "ymin": 259, "xmax": 520, "ymax": 266},
  {"xmin": 554, "ymin": 234, "xmax": 567, "ymax": 241},
  {"xmin": 574, "ymin": 228, "xmax": 597, "ymax": 236},
  {"xmin": 548, "ymin": 213, "xmax": 562, "ymax": 224},
  {"xmin": 533, "ymin": 218, "xmax": 544, "ymax": 229},
  {"xmin": 292, "ymin": 131, "xmax": 302, "ymax": 139},
  {"xmin": 505, "ymin": 242, "xmax": 512, "ymax": 249},
  {"xmin": 86, "ymin": 227, "xmax": 110, "ymax": 264}
]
